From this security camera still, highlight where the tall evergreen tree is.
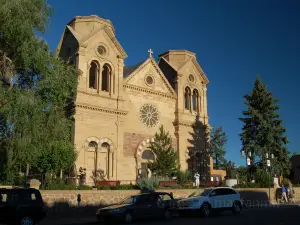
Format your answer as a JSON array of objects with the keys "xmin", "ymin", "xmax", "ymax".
[
  {"xmin": 188, "ymin": 115, "xmax": 210, "ymax": 181},
  {"xmin": 209, "ymin": 126, "xmax": 227, "ymax": 169},
  {"xmin": 148, "ymin": 125, "xmax": 178, "ymax": 177},
  {"xmin": 239, "ymin": 76, "xmax": 290, "ymax": 176}
]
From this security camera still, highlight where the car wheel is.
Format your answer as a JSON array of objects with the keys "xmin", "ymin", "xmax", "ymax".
[
  {"xmin": 20, "ymin": 217, "xmax": 34, "ymax": 225},
  {"xmin": 232, "ymin": 201, "xmax": 242, "ymax": 214},
  {"xmin": 200, "ymin": 203, "xmax": 211, "ymax": 217},
  {"xmin": 164, "ymin": 209, "xmax": 172, "ymax": 219},
  {"xmin": 124, "ymin": 212, "xmax": 133, "ymax": 224}
]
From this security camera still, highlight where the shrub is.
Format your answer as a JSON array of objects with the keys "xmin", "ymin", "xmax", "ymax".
[
  {"xmin": 111, "ymin": 185, "xmax": 139, "ymax": 190},
  {"xmin": 136, "ymin": 176, "xmax": 171, "ymax": 191},
  {"xmin": 254, "ymin": 169, "xmax": 272, "ymax": 187},
  {"xmin": 282, "ymin": 178, "xmax": 291, "ymax": 186},
  {"xmin": 176, "ymin": 170, "xmax": 193, "ymax": 186},
  {"xmin": 136, "ymin": 177, "xmax": 160, "ymax": 191}
]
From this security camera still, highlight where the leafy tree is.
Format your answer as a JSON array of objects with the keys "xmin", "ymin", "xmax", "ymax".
[
  {"xmin": 0, "ymin": 0, "xmax": 78, "ymax": 182},
  {"xmin": 239, "ymin": 76, "xmax": 291, "ymax": 177},
  {"xmin": 188, "ymin": 114, "xmax": 210, "ymax": 181},
  {"xmin": 148, "ymin": 125, "xmax": 178, "ymax": 177},
  {"xmin": 209, "ymin": 126, "xmax": 227, "ymax": 169}
]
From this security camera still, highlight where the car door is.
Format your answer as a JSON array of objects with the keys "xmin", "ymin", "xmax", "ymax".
[
  {"xmin": 147, "ymin": 194, "xmax": 164, "ymax": 217},
  {"xmin": 224, "ymin": 188, "xmax": 239, "ymax": 208},
  {"xmin": 209, "ymin": 189, "xmax": 227, "ymax": 209},
  {"xmin": 134, "ymin": 195, "xmax": 152, "ymax": 218}
]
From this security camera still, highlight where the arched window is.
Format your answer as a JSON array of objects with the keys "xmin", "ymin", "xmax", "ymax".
[
  {"xmin": 142, "ymin": 150, "xmax": 155, "ymax": 161},
  {"xmin": 192, "ymin": 89, "xmax": 199, "ymax": 112},
  {"xmin": 101, "ymin": 142, "xmax": 110, "ymax": 152},
  {"xmin": 184, "ymin": 87, "xmax": 191, "ymax": 110},
  {"xmin": 101, "ymin": 64, "xmax": 111, "ymax": 92},
  {"xmin": 89, "ymin": 61, "xmax": 98, "ymax": 89},
  {"xmin": 88, "ymin": 141, "xmax": 98, "ymax": 148}
]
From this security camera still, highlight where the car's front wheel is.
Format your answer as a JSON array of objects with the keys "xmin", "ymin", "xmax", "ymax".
[
  {"xmin": 232, "ymin": 201, "xmax": 242, "ymax": 214},
  {"xmin": 124, "ymin": 212, "xmax": 133, "ymax": 224},
  {"xmin": 20, "ymin": 217, "xmax": 34, "ymax": 225},
  {"xmin": 200, "ymin": 203, "xmax": 211, "ymax": 217}
]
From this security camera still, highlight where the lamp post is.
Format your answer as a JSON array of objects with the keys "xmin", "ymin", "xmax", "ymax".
[
  {"xmin": 241, "ymin": 150, "xmax": 252, "ymax": 182},
  {"xmin": 266, "ymin": 152, "xmax": 274, "ymax": 201}
]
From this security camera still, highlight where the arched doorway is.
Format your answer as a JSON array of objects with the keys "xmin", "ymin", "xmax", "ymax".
[
  {"xmin": 141, "ymin": 150, "xmax": 155, "ymax": 178},
  {"xmin": 136, "ymin": 137, "xmax": 155, "ymax": 178}
]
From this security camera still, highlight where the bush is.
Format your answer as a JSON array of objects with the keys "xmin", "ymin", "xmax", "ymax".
[
  {"xmin": 282, "ymin": 178, "xmax": 291, "ymax": 186},
  {"xmin": 111, "ymin": 185, "xmax": 139, "ymax": 190},
  {"xmin": 176, "ymin": 170, "xmax": 193, "ymax": 186},
  {"xmin": 136, "ymin": 176, "xmax": 171, "ymax": 191},
  {"xmin": 136, "ymin": 177, "xmax": 160, "ymax": 191},
  {"xmin": 40, "ymin": 183, "xmax": 93, "ymax": 190},
  {"xmin": 254, "ymin": 169, "xmax": 272, "ymax": 187}
]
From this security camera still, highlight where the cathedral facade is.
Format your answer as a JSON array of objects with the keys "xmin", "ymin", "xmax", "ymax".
[{"xmin": 57, "ymin": 15, "xmax": 210, "ymax": 185}]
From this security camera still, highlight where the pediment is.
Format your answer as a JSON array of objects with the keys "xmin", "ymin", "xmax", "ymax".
[
  {"xmin": 177, "ymin": 57, "xmax": 209, "ymax": 84},
  {"xmin": 79, "ymin": 25, "xmax": 127, "ymax": 59},
  {"xmin": 124, "ymin": 58, "xmax": 176, "ymax": 97}
]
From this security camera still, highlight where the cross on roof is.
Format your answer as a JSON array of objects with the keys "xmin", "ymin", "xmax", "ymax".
[{"xmin": 148, "ymin": 49, "xmax": 153, "ymax": 57}]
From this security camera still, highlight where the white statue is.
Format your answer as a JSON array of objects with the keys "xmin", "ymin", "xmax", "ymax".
[{"xmin": 147, "ymin": 168, "xmax": 152, "ymax": 178}]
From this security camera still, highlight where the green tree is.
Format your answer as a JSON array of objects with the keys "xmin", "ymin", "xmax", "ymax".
[
  {"xmin": 0, "ymin": 0, "xmax": 78, "ymax": 182},
  {"xmin": 209, "ymin": 126, "xmax": 227, "ymax": 169},
  {"xmin": 148, "ymin": 125, "xmax": 178, "ymax": 177},
  {"xmin": 239, "ymin": 76, "xmax": 291, "ymax": 177},
  {"xmin": 188, "ymin": 115, "xmax": 210, "ymax": 181}
]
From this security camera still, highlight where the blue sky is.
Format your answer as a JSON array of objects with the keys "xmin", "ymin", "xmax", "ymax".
[{"xmin": 44, "ymin": 0, "xmax": 300, "ymax": 166}]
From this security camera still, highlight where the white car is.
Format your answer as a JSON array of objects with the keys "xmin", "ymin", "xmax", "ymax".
[{"xmin": 177, "ymin": 187, "xmax": 242, "ymax": 217}]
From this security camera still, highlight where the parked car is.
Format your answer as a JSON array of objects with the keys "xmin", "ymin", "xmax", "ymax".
[
  {"xmin": 176, "ymin": 187, "xmax": 242, "ymax": 217},
  {"xmin": 96, "ymin": 191, "xmax": 176, "ymax": 224},
  {"xmin": 0, "ymin": 188, "xmax": 46, "ymax": 225}
]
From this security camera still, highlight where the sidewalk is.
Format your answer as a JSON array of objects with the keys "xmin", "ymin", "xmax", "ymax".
[{"xmin": 39, "ymin": 216, "xmax": 97, "ymax": 225}]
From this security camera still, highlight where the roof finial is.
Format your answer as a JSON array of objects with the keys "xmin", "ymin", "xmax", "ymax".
[{"xmin": 148, "ymin": 49, "xmax": 153, "ymax": 58}]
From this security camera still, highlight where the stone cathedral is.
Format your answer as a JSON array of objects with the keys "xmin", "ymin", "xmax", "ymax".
[{"xmin": 56, "ymin": 15, "xmax": 215, "ymax": 185}]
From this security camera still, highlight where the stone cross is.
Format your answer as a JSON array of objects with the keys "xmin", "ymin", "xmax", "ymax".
[{"xmin": 148, "ymin": 49, "xmax": 153, "ymax": 57}]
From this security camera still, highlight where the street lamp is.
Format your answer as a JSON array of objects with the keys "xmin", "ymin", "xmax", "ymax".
[{"xmin": 266, "ymin": 152, "xmax": 274, "ymax": 201}]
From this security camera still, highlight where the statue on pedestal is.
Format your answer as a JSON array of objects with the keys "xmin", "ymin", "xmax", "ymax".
[{"xmin": 147, "ymin": 168, "xmax": 152, "ymax": 178}]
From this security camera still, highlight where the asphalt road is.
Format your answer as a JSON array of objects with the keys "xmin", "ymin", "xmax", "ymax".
[{"xmin": 45, "ymin": 205, "xmax": 300, "ymax": 225}]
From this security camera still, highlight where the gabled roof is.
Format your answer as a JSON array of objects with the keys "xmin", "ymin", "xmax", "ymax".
[
  {"xmin": 79, "ymin": 25, "xmax": 127, "ymax": 59},
  {"xmin": 123, "ymin": 61, "xmax": 145, "ymax": 78},
  {"xmin": 124, "ymin": 57, "xmax": 177, "ymax": 97},
  {"xmin": 56, "ymin": 25, "xmax": 81, "ymax": 56},
  {"xmin": 177, "ymin": 56, "xmax": 209, "ymax": 84},
  {"xmin": 56, "ymin": 17, "xmax": 127, "ymax": 59}
]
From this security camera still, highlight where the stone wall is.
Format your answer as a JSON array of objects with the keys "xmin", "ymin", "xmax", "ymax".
[{"xmin": 41, "ymin": 187, "xmax": 300, "ymax": 209}]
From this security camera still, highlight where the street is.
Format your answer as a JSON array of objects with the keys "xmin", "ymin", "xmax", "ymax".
[{"xmin": 41, "ymin": 205, "xmax": 300, "ymax": 225}]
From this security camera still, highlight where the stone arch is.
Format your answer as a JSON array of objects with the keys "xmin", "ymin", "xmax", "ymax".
[
  {"xmin": 136, "ymin": 137, "xmax": 155, "ymax": 178},
  {"xmin": 136, "ymin": 137, "xmax": 155, "ymax": 159},
  {"xmin": 98, "ymin": 137, "xmax": 114, "ymax": 153},
  {"xmin": 84, "ymin": 136, "xmax": 100, "ymax": 151}
]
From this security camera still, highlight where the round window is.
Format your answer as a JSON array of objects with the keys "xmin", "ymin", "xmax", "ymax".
[
  {"xmin": 189, "ymin": 74, "xmax": 195, "ymax": 82},
  {"xmin": 97, "ymin": 45, "xmax": 106, "ymax": 56},
  {"xmin": 146, "ymin": 76, "xmax": 154, "ymax": 85}
]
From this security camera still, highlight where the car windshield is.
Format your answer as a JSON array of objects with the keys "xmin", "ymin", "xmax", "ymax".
[
  {"xmin": 200, "ymin": 189, "xmax": 213, "ymax": 196},
  {"xmin": 119, "ymin": 196, "xmax": 137, "ymax": 204}
]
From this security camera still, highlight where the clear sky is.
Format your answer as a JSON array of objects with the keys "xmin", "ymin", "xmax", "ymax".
[{"xmin": 43, "ymin": 0, "xmax": 300, "ymax": 166}]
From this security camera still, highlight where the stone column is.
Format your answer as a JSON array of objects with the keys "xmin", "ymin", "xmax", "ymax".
[
  {"xmin": 203, "ymin": 87, "xmax": 208, "ymax": 118},
  {"xmin": 98, "ymin": 67, "xmax": 103, "ymax": 93},
  {"xmin": 109, "ymin": 151, "xmax": 113, "ymax": 179}
]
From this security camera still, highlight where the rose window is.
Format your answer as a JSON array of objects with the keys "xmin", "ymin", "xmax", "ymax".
[{"xmin": 140, "ymin": 104, "xmax": 159, "ymax": 127}]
